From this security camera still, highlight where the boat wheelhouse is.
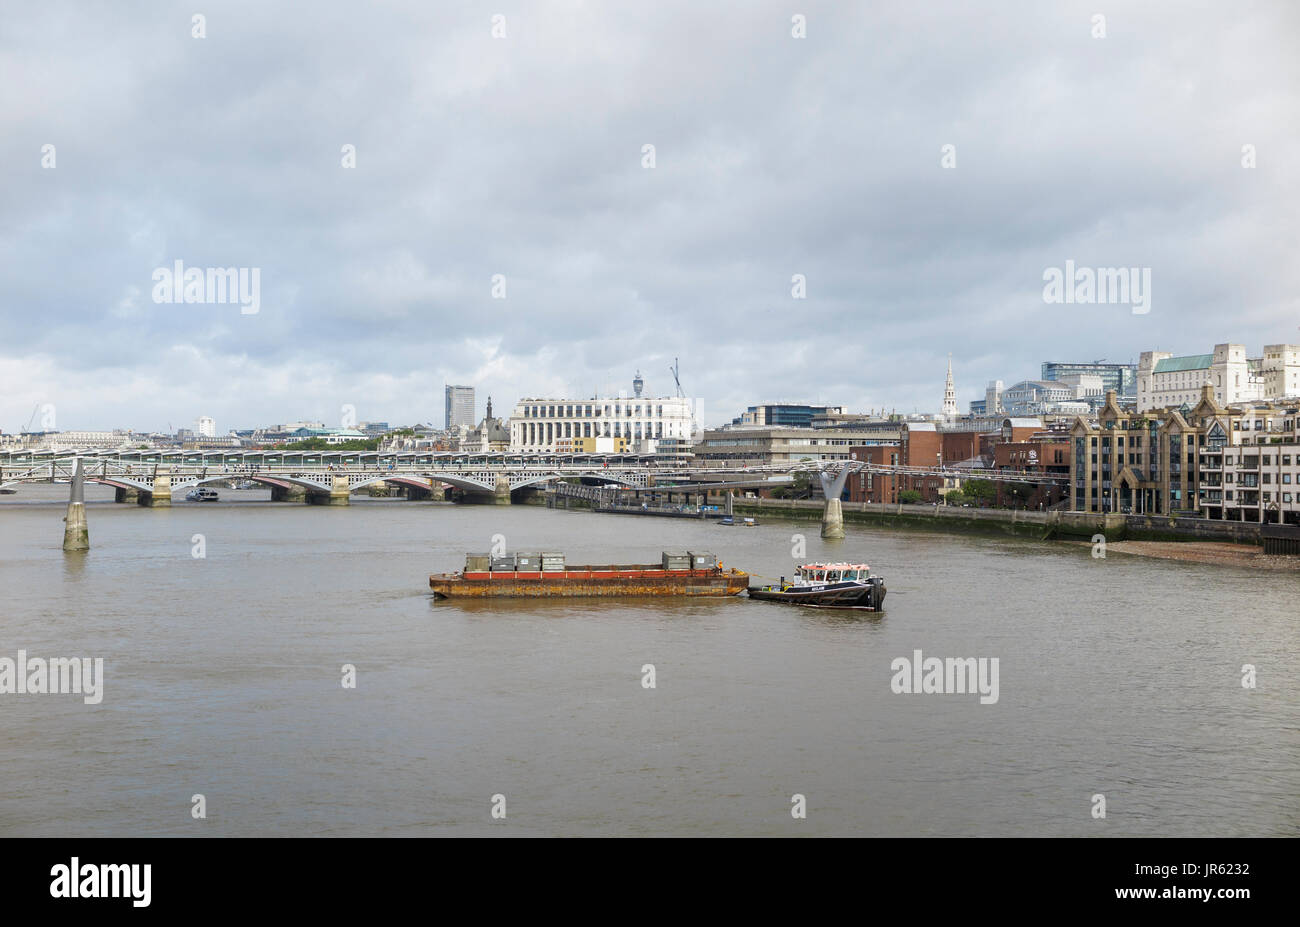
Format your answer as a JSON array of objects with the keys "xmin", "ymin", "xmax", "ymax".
[{"xmin": 795, "ymin": 562, "xmax": 871, "ymax": 583}]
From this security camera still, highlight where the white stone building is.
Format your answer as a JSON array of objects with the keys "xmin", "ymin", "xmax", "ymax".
[
  {"xmin": 508, "ymin": 381, "xmax": 697, "ymax": 453},
  {"xmin": 1137, "ymin": 343, "xmax": 1300, "ymax": 411},
  {"xmin": 24, "ymin": 431, "xmax": 137, "ymax": 451}
]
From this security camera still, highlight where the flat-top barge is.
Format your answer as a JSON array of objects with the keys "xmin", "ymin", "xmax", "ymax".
[{"xmin": 430, "ymin": 550, "xmax": 747, "ymax": 598}]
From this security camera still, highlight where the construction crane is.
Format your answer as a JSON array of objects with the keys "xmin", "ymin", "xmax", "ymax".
[
  {"xmin": 22, "ymin": 403, "xmax": 42, "ymax": 434},
  {"xmin": 669, "ymin": 357, "xmax": 684, "ymax": 398}
]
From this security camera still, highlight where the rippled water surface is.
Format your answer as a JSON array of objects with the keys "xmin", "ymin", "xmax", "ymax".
[{"xmin": 2, "ymin": 485, "xmax": 1297, "ymax": 836}]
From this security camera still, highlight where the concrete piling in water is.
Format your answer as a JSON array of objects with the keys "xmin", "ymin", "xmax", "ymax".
[
  {"xmin": 429, "ymin": 480, "xmax": 445, "ymax": 502},
  {"xmin": 817, "ymin": 464, "xmax": 857, "ymax": 539},
  {"xmin": 820, "ymin": 497, "xmax": 845, "ymax": 539},
  {"xmin": 493, "ymin": 476, "xmax": 512, "ymax": 505},
  {"xmin": 62, "ymin": 459, "xmax": 89, "ymax": 551}
]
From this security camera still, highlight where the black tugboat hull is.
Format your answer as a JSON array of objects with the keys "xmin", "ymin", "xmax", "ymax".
[{"xmin": 747, "ymin": 580, "xmax": 885, "ymax": 610}]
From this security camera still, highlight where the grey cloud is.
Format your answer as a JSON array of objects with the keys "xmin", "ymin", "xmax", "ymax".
[{"xmin": 2, "ymin": 0, "xmax": 1297, "ymax": 431}]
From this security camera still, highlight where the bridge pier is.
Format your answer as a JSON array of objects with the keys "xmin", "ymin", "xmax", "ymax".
[
  {"xmin": 308, "ymin": 475, "xmax": 351, "ymax": 505},
  {"xmin": 63, "ymin": 460, "xmax": 89, "ymax": 551},
  {"xmin": 493, "ymin": 476, "xmax": 512, "ymax": 505},
  {"xmin": 114, "ymin": 487, "xmax": 139, "ymax": 504},
  {"xmin": 817, "ymin": 465, "xmax": 857, "ymax": 539},
  {"xmin": 821, "ymin": 498, "xmax": 845, "ymax": 539},
  {"xmin": 271, "ymin": 485, "xmax": 308, "ymax": 502},
  {"xmin": 138, "ymin": 468, "xmax": 172, "ymax": 507},
  {"xmin": 403, "ymin": 479, "xmax": 443, "ymax": 502}
]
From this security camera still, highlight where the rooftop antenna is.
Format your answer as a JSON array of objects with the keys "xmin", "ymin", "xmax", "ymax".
[{"xmin": 669, "ymin": 357, "xmax": 684, "ymax": 398}]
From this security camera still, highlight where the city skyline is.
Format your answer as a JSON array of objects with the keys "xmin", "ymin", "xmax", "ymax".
[{"xmin": 7, "ymin": 334, "xmax": 1294, "ymax": 436}]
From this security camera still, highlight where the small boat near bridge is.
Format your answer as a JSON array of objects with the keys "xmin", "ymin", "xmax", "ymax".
[{"xmin": 747, "ymin": 561, "xmax": 885, "ymax": 610}]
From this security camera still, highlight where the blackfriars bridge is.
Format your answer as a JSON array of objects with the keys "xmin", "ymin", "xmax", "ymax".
[
  {"xmin": 2, "ymin": 447, "xmax": 1065, "ymax": 542},
  {"xmin": 0, "ymin": 449, "xmax": 676, "ymax": 506}
]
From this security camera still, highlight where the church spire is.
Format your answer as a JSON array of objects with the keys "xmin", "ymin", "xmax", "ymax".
[{"xmin": 942, "ymin": 354, "xmax": 957, "ymax": 419}]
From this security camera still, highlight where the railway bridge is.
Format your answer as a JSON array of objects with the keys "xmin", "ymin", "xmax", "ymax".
[
  {"xmin": 0, "ymin": 449, "xmax": 660, "ymax": 505},
  {"xmin": 3, "ymin": 447, "xmax": 1067, "ymax": 543}
]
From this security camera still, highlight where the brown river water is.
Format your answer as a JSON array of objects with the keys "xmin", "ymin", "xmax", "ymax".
[{"xmin": 1, "ymin": 484, "xmax": 1296, "ymax": 836}]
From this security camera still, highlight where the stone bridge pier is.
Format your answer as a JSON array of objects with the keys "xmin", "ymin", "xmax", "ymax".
[
  {"xmin": 400, "ymin": 479, "xmax": 445, "ymax": 501},
  {"xmin": 307, "ymin": 475, "xmax": 352, "ymax": 505},
  {"xmin": 138, "ymin": 468, "xmax": 172, "ymax": 507},
  {"xmin": 271, "ymin": 484, "xmax": 308, "ymax": 502}
]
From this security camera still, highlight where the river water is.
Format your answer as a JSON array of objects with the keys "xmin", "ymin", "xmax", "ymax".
[{"xmin": 1, "ymin": 484, "xmax": 1296, "ymax": 836}]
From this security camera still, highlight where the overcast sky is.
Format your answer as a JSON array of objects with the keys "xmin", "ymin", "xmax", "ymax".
[{"xmin": 2, "ymin": 1, "xmax": 1297, "ymax": 433}]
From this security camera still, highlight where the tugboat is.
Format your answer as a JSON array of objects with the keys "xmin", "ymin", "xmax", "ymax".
[
  {"xmin": 747, "ymin": 562, "xmax": 885, "ymax": 610},
  {"xmin": 185, "ymin": 487, "xmax": 219, "ymax": 502},
  {"xmin": 430, "ymin": 551, "xmax": 748, "ymax": 598}
]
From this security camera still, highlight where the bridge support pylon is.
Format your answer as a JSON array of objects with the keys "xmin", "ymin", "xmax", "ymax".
[
  {"xmin": 429, "ymin": 480, "xmax": 445, "ymax": 502},
  {"xmin": 309, "ymin": 475, "xmax": 351, "ymax": 505},
  {"xmin": 63, "ymin": 459, "xmax": 89, "ymax": 551},
  {"xmin": 114, "ymin": 487, "xmax": 139, "ymax": 504},
  {"xmin": 139, "ymin": 468, "xmax": 172, "ymax": 507},
  {"xmin": 493, "ymin": 476, "xmax": 512, "ymax": 505},
  {"xmin": 271, "ymin": 485, "xmax": 307, "ymax": 502},
  {"xmin": 817, "ymin": 465, "xmax": 857, "ymax": 539},
  {"xmin": 821, "ymin": 498, "xmax": 845, "ymax": 539}
]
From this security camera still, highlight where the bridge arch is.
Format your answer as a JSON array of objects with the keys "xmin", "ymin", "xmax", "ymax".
[
  {"xmin": 85, "ymin": 476, "xmax": 155, "ymax": 492},
  {"xmin": 345, "ymin": 474, "xmax": 494, "ymax": 493},
  {"xmin": 167, "ymin": 473, "xmax": 333, "ymax": 492}
]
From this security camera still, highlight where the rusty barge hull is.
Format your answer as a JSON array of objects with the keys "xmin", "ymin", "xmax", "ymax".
[{"xmin": 429, "ymin": 567, "xmax": 749, "ymax": 598}]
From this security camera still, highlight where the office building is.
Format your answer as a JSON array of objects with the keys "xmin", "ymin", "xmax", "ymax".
[{"xmin": 445, "ymin": 385, "xmax": 476, "ymax": 430}]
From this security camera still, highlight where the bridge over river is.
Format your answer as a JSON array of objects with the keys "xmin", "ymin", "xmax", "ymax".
[
  {"xmin": 0, "ymin": 448, "xmax": 692, "ymax": 505},
  {"xmin": 2, "ymin": 447, "xmax": 1063, "ymax": 541}
]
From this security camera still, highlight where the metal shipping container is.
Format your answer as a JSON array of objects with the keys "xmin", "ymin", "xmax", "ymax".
[
  {"xmin": 540, "ymin": 551, "xmax": 566, "ymax": 571},
  {"xmin": 465, "ymin": 553, "xmax": 492, "ymax": 572},
  {"xmin": 662, "ymin": 551, "xmax": 690, "ymax": 570},
  {"xmin": 687, "ymin": 551, "xmax": 717, "ymax": 570},
  {"xmin": 515, "ymin": 552, "xmax": 541, "ymax": 570},
  {"xmin": 490, "ymin": 555, "xmax": 517, "ymax": 571}
]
